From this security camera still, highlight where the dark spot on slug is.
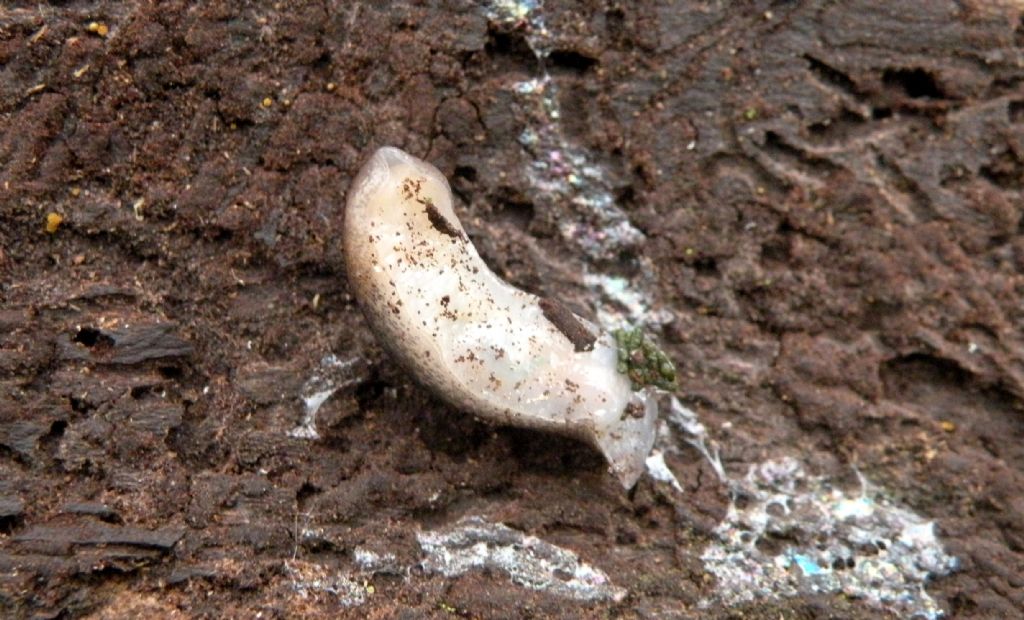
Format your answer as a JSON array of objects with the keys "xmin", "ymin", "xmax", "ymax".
[
  {"xmin": 423, "ymin": 200, "xmax": 464, "ymax": 239},
  {"xmin": 624, "ymin": 402, "xmax": 645, "ymax": 419},
  {"xmin": 539, "ymin": 297, "xmax": 596, "ymax": 352}
]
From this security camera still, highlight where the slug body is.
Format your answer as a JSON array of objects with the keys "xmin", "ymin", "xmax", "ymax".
[{"xmin": 344, "ymin": 147, "xmax": 658, "ymax": 488}]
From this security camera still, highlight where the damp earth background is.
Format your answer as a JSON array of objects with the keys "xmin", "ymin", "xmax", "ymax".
[{"xmin": 1, "ymin": 1, "xmax": 1023, "ymax": 618}]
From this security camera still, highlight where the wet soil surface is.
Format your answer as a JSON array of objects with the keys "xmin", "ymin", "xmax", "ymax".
[{"xmin": 1, "ymin": 1, "xmax": 1023, "ymax": 618}]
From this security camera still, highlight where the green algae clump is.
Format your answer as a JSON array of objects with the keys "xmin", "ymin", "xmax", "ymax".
[{"xmin": 613, "ymin": 327, "xmax": 677, "ymax": 392}]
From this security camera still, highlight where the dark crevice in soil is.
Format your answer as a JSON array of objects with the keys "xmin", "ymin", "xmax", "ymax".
[
  {"xmin": 872, "ymin": 106, "xmax": 893, "ymax": 120},
  {"xmin": 73, "ymin": 327, "xmax": 115, "ymax": 350},
  {"xmin": 881, "ymin": 354, "xmax": 974, "ymax": 396},
  {"xmin": 38, "ymin": 418, "xmax": 68, "ymax": 463},
  {"xmin": 296, "ymin": 482, "xmax": 322, "ymax": 512},
  {"xmin": 1010, "ymin": 99, "xmax": 1024, "ymax": 124},
  {"xmin": 803, "ymin": 54, "xmax": 861, "ymax": 97},
  {"xmin": 453, "ymin": 165, "xmax": 478, "ymax": 183},
  {"xmin": 883, "ymin": 68, "xmax": 944, "ymax": 100},
  {"xmin": 980, "ymin": 150, "xmax": 1023, "ymax": 190},
  {"xmin": 546, "ymin": 49, "xmax": 598, "ymax": 74},
  {"xmin": 0, "ymin": 512, "xmax": 23, "ymax": 535},
  {"xmin": 68, "ymin": 395, "xmax": 94, "ymax": 414},
  {"xmin": 158, "ymin": 365, "xmax": 185, "ymax": 380},
  {"xmin": 485, "ymin": 28, "xmax": 541, "ymax": 74},
  {"xmin": 692, "ymin": 256, "xmax": 719, "ymax": 276}
]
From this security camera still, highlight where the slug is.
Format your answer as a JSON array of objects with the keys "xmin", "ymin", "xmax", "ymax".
[{"xmin": 344, "ymin": 147, "xmax": 661, "ymax": 488}]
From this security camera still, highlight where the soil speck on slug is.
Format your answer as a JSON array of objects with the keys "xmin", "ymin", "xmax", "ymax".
[
  {"xmin": 539, "ymin": 298, "xmax": 596, "ymax": 352},
  {"xmin": 404, "ymin": 175, "xmax": 463, "ymax": 240},
  {"xmin": 423, "ymin": 201, "xmax": 463, "ymax": 239}
]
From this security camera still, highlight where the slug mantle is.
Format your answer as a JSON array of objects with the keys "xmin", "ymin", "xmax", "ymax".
[{"xmin": 343, "ymin": 147, "xmax": 659, "ymax": 488}]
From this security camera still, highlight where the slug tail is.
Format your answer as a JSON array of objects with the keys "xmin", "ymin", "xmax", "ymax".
[{"xmin": 592, "ymin": 392, "xmax": 660, "ymax": 489}]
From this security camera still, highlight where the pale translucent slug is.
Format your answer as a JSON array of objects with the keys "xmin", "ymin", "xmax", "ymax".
[{"xmin": 344, "ymin": 147, "xmax": 659, "ymax": 488}]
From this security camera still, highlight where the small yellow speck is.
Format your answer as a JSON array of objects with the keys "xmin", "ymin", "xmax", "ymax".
[
  {"xmin": 325, "ymin": 82, "xmax": 336, "ymax": 92},
  {"xmin": 45, "ymin": 213, "xmax": 63, "ymax": 234},
  {"xmin": 70, "ymin": 187, "xmax": 81, "ymax": 197},
  {"xmin": 365, "ymin": 584, "xmax": 375, "ymax": 594},
  {"xmin": 261, "ymin": 97, "xmax": 273, "ymax": 108},
  {"xmin": 940, "ymin": 421, "xmax": 956, "ymax": 433},
  {"xmin": 87, "ymin": 22, "xmax": 109, "ymax": 37}
]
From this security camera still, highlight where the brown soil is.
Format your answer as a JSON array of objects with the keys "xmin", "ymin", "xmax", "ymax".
[{"xmin": 2, "ymin": 1, "xmax": 1023, "ymax": 618}]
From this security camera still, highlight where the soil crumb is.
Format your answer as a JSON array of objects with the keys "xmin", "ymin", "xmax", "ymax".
[
  {"xmin": 424, "ymin": 202, "xmax": 463, "ymax": 239},
  {"xmin": 539, "ymin": 298, "xmax": 596, "ymax": 352}
]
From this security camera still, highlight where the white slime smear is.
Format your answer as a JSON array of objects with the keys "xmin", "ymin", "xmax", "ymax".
[
  {"xmin": 645, "ymin": 450, "xmax": 683, "ymax": 492},
  {"xmin": 417, "ymin": 516, "xmax": 627, "ymax": 602},
  {"xmin": 284, "ymin": 560, "xmax": 369, "ymax": 608},
  {"xmin": 658, "ymin": 397, "xmax": 958, "ymax": 618},
  {"xmin": 487, "ymin": 1, "xmax": 664, "ymax": 330},
  {"xmin": 698, "ymin": 458, "xmax": 959, "ymax": 619}
]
